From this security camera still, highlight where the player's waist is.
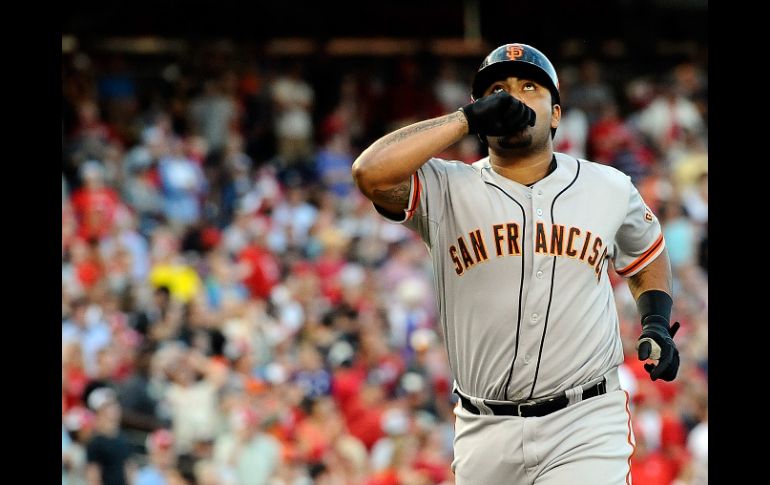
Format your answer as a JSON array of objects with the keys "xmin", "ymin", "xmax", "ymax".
[{"xmin": 453, "ymin": 368, "xmax": 620, "ymax": 418}]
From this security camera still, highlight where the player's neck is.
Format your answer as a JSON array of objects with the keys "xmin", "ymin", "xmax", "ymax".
[{"xmin": 489, "ymin": 150, "xmax": 556, "ymax": 186}]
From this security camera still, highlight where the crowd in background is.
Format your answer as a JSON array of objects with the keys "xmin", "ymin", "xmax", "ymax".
[{"xmin": 62, "ymin": 41, "xmax": 707, "ymax": 485}]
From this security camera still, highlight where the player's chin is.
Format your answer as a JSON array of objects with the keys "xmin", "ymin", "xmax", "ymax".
[{"xmin": 494, "ymin": 131, "xmax": 533, "ymax": 150}]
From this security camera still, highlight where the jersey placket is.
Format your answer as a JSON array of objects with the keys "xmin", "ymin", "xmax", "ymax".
[{"xmin": 511, "ymin": 185, "xmax": 555, "ymax": 401}]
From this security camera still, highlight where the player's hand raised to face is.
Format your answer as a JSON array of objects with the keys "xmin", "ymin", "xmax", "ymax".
[{"xmin": 460, "ymin": 91, "xmax": 536, "ymax": 137}]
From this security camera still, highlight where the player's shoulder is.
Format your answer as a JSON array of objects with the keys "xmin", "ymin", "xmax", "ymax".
[
  {"xmin": 425, "ymin": 156, "xmax": 483, "ymax": 176},
  {"xmin": 558, "ymin": 153, "xmax": 632, "ymax": 189},
  {"xmin": 431, "ymin": 156, "xmax": 480, "ymax": 170}
]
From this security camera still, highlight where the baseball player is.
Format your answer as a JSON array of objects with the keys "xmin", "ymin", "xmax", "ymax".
[{"xmin": 352, "ymin": 43, "xmax": 680, "ymax": 484}]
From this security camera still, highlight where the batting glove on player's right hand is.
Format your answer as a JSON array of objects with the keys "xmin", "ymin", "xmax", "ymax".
[
  {"xmin": 459, "ymin": 91, "xmax": 536, "ymax": 137},
  {"xmin": 636, "ymin": 317, "xmax": 681, "ymax": 382}
]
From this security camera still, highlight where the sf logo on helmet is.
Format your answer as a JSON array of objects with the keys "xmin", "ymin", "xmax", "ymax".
[{"xmin": 506, "ymin": 45, "xmax": 524, "ymax": 60}]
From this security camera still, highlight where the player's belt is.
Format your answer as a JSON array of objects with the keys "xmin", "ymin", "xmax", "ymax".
[{"xmin": 456, "ymin": 377, "xmax": 608, "ymax": 418}]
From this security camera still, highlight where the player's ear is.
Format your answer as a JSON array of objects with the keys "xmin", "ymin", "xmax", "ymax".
[{"xmin": 551, "ymin": 104, "xmax": 561, "ymax": 130}]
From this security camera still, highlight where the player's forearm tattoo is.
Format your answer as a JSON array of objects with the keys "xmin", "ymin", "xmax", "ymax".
[
  {"xmin": 381, "ymin": 112, "xmax": 466, "ymax": 147},
  {"xmin": 372, "ymin": 179, "xmax": 411, "ymax": 204}
]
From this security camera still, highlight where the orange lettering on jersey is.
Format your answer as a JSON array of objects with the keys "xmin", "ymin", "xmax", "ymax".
[
  {"xmin": 493, "ymin": 224, "xmax": 506, "ymax": 257},
  {"xmin": 535, "ymin": 222, "xmax": 549, "ymax": 254},
  {"xmin": 579, "ymin": 230, "xmax": 593, "ymax": 261},
  {"xmin": 566, "ymin": 227, "xmax": 581, "ymax": 258},
  {"xmin": 457, "ymin": 237, "xmax": 476, "ymax": 269},
  {"xmin": 506, "ymin": 45, "xmax": 524, "ymax": 60},
  {"xmin": 449, "ymin": 245, "xmax": 464, "ymax": 276},
  {"xmin": 587, "ymin": 236, "xmax": 603, "ymax": 266},
  {"xmin": 469, "ymin": 229, "xmax": 489, "ymax": 262},
  {"xmin": 550, "ymin": 224, "xmax": 565, "ymax": 256},
  {"xmin": 506, "ymin": 223, "xmax": 520, "ymax": 255},
  {"xmin": 448, "ymin": 223, "xmax": 605, "ymax": 279}
]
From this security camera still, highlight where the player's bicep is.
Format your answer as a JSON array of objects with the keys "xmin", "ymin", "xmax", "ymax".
[{"xmin": 369, "ymin": 158, "xmax": 449, "ymax": 245}]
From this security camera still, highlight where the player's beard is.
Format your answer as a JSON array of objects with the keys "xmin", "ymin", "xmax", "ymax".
[
  {"xmin": 495, "ymin": 130, "xmax": 533, "ymax": 150},
  {"xmin": 489, "ymin": 123, "xmax": 550, "ymax": 156}
]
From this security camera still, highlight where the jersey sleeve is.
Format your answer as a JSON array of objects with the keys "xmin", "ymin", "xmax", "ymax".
[
  {"xmin": 612, "ymin": 178, "xmax": 666, "ymax": 278},
  {"xmin": 373, "ymin": 157, "xmax": 449, "ymax": 244}
]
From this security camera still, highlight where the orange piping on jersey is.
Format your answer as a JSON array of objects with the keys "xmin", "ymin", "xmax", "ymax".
[
  {"xmin": 615, "ymin": 234, "xmax": 665, "ymax": 276},
  {"xmin": 452, "ymin": 400, "xmax": 460, "ymax": 440},
  {"xmin": 624, "ymin": 390, "xmax": 635, "ymax": 485},
  {"xmin": 404, "ymin": 172, "xmax": 421, "ymax": 220}
]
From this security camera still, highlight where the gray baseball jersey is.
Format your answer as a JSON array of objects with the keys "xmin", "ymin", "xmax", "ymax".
[{"xmin": 376, "ymin": 152, "xmax": 664, "ymax": 402}]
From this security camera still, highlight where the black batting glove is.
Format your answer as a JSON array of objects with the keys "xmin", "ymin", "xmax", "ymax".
[
  {"xmin": 636, "ymin": 317, "xmax": 681, "ymax": 382},
  {"xmin": 459, "ymin": 91, "xmax": 536, "ymax": 137}
]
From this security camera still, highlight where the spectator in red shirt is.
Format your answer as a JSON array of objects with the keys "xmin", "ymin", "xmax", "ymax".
[
  {"xmin": 294, "ymin": 396, "xmax": 346, "ymax": 462},
  {"xmin": 412, "ymin": 426, "xmax": 451, "ymax": 484},
  {"xmin": 630, "ymin": 429, "xmax": 678, "ymax": 485},
  {"xmin": 238, "ymin": 225, "xmax": 281, "ymax": 301},
  {"xmin": 68, "ymin": 237, "xmax": 104, "ymax": 291},
  {"xmin": 331, "ymin": 357, "xmax": 387, "ymax": 451},
  {"xmin": 313, "ymin": 228, "xmax": 350, "ymax": 304},
  {"xmin": 71, "ymin": 161, "xmax": 123, "ymax": 241},
  {"xmin": 63, "ymin": 340, "xmax": 90, "ymax": 412}
]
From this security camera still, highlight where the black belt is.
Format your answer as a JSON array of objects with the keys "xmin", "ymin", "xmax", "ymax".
[{"xmin": 456, "ymin": 378, "xmax": 607, "ymax": 418}]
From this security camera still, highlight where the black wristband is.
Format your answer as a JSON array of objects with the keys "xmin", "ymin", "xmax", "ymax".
[{"xmin": 636, "ymin": 290, "xmax": 673, "ymax": 322}]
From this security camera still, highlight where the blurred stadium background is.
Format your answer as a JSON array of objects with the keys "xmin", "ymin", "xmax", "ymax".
[{"xmin": 62, "ymin": 1, "xmax": 707, "ymax": 484}]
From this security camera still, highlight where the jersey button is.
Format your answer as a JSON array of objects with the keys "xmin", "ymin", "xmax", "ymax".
[
  {"xmin": 537, "ymin": 190, "xmax": 544, "ymax": 196},
  {"xmin": 531, "ymin": 313, "xmax": 539, "ymax": 322},
  {"xmin": 536, "ymin": 208, "xmax": 543, "ymax": 217},
  {"xmin": 526, "ymin": 193, "xmax": 532, "ymax": 199},
  {"xmin": 536, "ymin": 270, "xmax": 544, "ymax": 278},
  {"xmin": 524, "ymin": 354, "xmax": 531, "ymax": 364}
]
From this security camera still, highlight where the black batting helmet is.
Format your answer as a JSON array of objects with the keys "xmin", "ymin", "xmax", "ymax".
[{"xmin": 471, "ymin": 43, "xmax": 560, "ymax": 105}]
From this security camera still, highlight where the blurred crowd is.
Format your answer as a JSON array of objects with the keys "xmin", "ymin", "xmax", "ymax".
[{"xmin": 62, "ymin": 43, "xmax": 707, "ymax": 485}]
